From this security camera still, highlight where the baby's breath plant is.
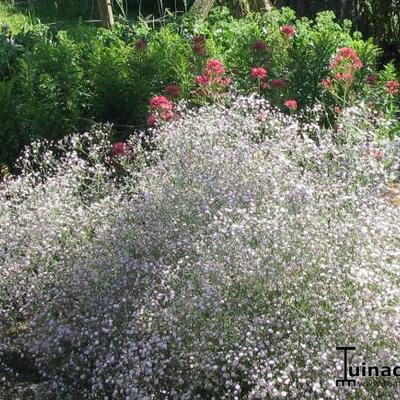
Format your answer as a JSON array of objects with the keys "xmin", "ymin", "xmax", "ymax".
[{"xmin": 1, "ymin": 97, "xmax": 400, "ymax": 399}]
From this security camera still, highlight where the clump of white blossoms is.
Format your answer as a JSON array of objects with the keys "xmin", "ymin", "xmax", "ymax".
[{"xmin": 1, "ymin": 97, "xmax": 400, "ymax": 399}]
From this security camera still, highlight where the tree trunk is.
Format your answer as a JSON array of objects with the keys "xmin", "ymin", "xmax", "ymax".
[
  {"xmin": 97, "ymin": 0, "xmax": 114, "ymax": 29},
  {"xmin": 190, "ymin": 0, "xmax": 214, "ymax": 18},
  {"xmin": 249, "ymin": 0, "xmax": 274, "ymax": 12}
]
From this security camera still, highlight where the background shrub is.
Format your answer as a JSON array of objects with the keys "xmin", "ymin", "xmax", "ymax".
[{"xmin": 0, "ymin": 6, "xmax": 398, "ymax": 168}]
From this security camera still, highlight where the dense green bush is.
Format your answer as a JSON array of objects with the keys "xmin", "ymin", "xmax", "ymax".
[{"xmin": 0, "ymin": 6, "xmax": 399, "ymax": 167}]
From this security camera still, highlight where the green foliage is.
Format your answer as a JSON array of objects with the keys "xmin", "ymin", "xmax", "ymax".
[
  {"xmin": 0, "ymin": 2, "xmax": 30, "ymax": 30},
  {"xmin": 289, "ymin": 12, "xmax": 346, "ymax": 106},
  {"xmin": 363, "ymin": 0, "xmax": 400, "ymax": 66},
  {"xmin": 0, "ymin": 80, "xmax": 19, "ymax": 164},
  {"xmin": 0, "ymin": 5, "xmax": 399, "ymax": 167},
  {"xmin": 0, "ymin": 32, "xmax": 18, "ymax": 79}
]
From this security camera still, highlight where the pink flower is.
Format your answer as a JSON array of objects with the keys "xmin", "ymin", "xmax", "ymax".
[
  {"xmin": 135, "ymin": 39, "xmax": 147, "ymax": 50},
  {"xmin": 112, "ymin": 142, "xmax": 133, "ymax": 157},
  {"xmin": 330, "ymin": 47, "xmax": 363, "ymax": 71},
  {"xmin": 192, "ymin": 43, "xmax": 206, "ymax": 55},
  {"xmin": 257, "ymin": 111, "xmax": 267, "ymax": 122},
  {"xmin": 196, "ymin": 74, "xmax": 211, "ymax": 85},
  {"xmin": 147, "ymin": 114, "xmax": 158, "ymax": 126},
  {"xmin": 149, "ymin": 95, "xmax": 173, "ymax": 111},
  {"xmin": 386, "ymin": 80, "xmax": 399, "ymax": 95},
  {"xmin": 165, "ymin": 84, "xmax": 181, "ymax": 98},
  {"xmin": 192, "ymin": 35, "xmax": 206, "ymax": 44},
  {"xmin": 205, "ymin": 59, "xmax": 225, "ymax": 76},
  {"xmin": 270, "ymin": 78, "xmax": 288, "ymax": 88},
  {"xmin": 366, "ymin": 74, "xmax": 378, "ymax": 85},
  {"xmin": 280, "ymin": 25, "xmax": 296, "ymax": 37},
  {"xmin": 334, "ymin": 72, "xmax": 354, "ymax": 83},
  {"xmin": 195, "ymin": 59, "xmax": 230, "ymax": 95},
  {"xmin": 163, "ymin": 110, "xmax": 175, "ymax": 121},
  {"xmin": 321, "ymin": 78, "xmax": 333, "ymax": 89},
  {"xmin": 284, "ymin": 99, "xmax": 297, "ymax": 110},
  {"xmin": 214, "ymin": 76, "xmax": 232, "ymax": 87},
  {"xmin": 369, "ymin": 148, "xmax": 384, "ymax": 160},
  {"xmin": 260, "ymin": 81, "xmax": 270, "ymax": 90},
  {"xmin": 251, "ymin": 67, "xmax": 268, "ymax": 80},
  {"xmin": 251, "ymin": 40, "xmax": 268, "ymax": 52}
]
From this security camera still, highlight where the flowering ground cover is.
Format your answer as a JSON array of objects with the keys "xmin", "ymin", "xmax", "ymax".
[{"xmin": 1, "ymin": 96, "xmax": 400, "ymax": 398}]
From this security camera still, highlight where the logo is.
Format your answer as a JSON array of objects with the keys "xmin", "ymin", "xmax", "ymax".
[
  {"xmin": 336, "ymin": 346, "xmax": 356, "ymax": 387},
  {"xmin": 336, "ymin": 346, "xmax": 400, "ymax": 388}
]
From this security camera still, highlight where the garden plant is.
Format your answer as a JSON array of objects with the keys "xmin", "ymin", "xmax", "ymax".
[{"xmin": 1, "ymin": 1, "xmax": 400, "ymax": 399}]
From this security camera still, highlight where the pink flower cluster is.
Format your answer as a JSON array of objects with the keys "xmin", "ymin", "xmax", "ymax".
[
  {"xmin": 369, "ymin": 148, "xmax": 384, "ymax": 160},
  {"xmin": 386, "ymin": 80, "xmax": 399, "ymax": 95},
  {"xmin": 321, "ymin": 78, "xmax": 333, "ymax": 89},
  {"xmin": 284, "ymin": 99, "xmax": 298, "ymax": 110},
  {"xmin": 366, "ymin": 74, "xmax": 378, "ymax": 85},
  {"xmin": 321, "ymin": 47, "xmax": 363, "ymax": 89},
  {"xmin": 334, "ymin": 72, "xmax": 354, "ymax": 83},
  {"xmin": 196, "ymin": 59, "xmax": 231, "ymax": 92},
  {"xmin": 249, "ymin": 62, "xmax": 292, "ymax": 111},
  {"xmin": 147, "ymin": 95, "xmax": 175, "ymax": 126},
  {"xmin": 251, "ymin": 67, "xmax": 268, "ymax": 80},
  {"xmin": 330, "ymin": 47, "xmax": 363, "ymax": 72},
  {"xmin": 250, "ymin": 65, "xmax": 288, "ymax": 98},
  {"xmin": 192, "ymin": 35, "xmax": 207, "ymax": 56},
  {"xmin": 112, "ymin": 142, "xmax": 134, "ymax": 158},
  {"xmin": 205, "ymin": 59, "xmax": 225, "ymax": 76},
  {"xmin": 270, "ymin": 78, "xmax": 288, "ymax": 88},
  {"xmin": 147, "ymin": 60, "xmax": 231, "ymax": 126},
  {"xmin": 165, "ymin": 84, "xmax": 181, "ymax": 98},
  {"xmin": 251, "ymin": 40, "xmax": 268, "ymax": 52},
  {"xmin": 280, "ymin": 25, "xmax": 296, "ymax": 37}
]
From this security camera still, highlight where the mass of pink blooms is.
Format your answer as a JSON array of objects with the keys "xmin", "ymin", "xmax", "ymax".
[
  {"xmin": 195, "ymin": 75, "xmax": 211, "ymax": 85},
  {"xmin": 192, "ymin": 35, "xmax": 207, "ymax": 55},
  {"xmin": 147, "ymin": 95, "xmax": 175, "ymax": 126},
  {"xmin": 270, "ymin": 78, "xmax": 288, "ymax": 88},
  {"xmin": 321, "ymin": 47, "xmax": 364, "ymax": 91},
  {"xmin": 146, "ymin": 113, "xmax": 158, "ymax": 126},
  {"xmin": 149, "ymin": 95, "xmax": 173, "ymax": 111},
  {"xmin": 147, "ymin": 59, "xmax": 233, "ymax": 125},
  {"xmin": 280, "ymin": 25, "xmax": 296, "ymax": 37},
  {"xmin": 330, "ymin": 47, "xmax": 363, "ymax": 71},
  {"xmin": 165, "ymin": 84, "xmax": 182, "ymax": 98},
  {"xmin": 251, "ymin": 40, "xmax": 268, "ymax": 52},
  {"xmin": 366, "ymin": 74, "xmax": 378, "ymax": 85},
  {"xmin": 195, "ymin": 59, "xmax": 231, "ymax": 93},
  {"xmin": 205, "ymin": 59, "xmax": 226, "ymax": 76},
  {"xmin": 284, "ymin": 99, "xmax": 298, "ymax": 110},
  {"xmin": 321, "ymin": 78, "xmax": 333, "ymax": 89},
  {"xmin": 251, "ymin": 67, "xmax": 268, "ymax": 80},
  {"xmin": 112, "ymin": 142, "xmax": 134, "ymax": 158},
  {"xmin": 143, "ymin": 36, "xmax": 397, "ymax": 126},
  {"xmin": 386, "ymin": 80, "xmax": 400, "ymax": 95},
  {"xmin": 334, "ymin": 72, "xmax": 354, "ymax": 83},
  {"xmin": 369, "ymin": 148, "xmax": 384, "ymax": 159}
]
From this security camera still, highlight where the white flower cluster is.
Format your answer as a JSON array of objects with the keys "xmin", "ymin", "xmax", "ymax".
[{"xmin": 1, "ymin": 97, "xmax": 400, "ymax": 399}]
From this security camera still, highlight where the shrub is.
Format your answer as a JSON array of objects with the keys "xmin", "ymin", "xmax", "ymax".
[
  {"xmin": 1, "ymin": 97, "xmax": 400, "ymax": 398},
  {"xmin": 0, "ymin": 6, "xmax": 399, "ymax": 167},
  {"xmin": 0, "ymin": 28, "xmax": 19, "ymax": 79}
]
